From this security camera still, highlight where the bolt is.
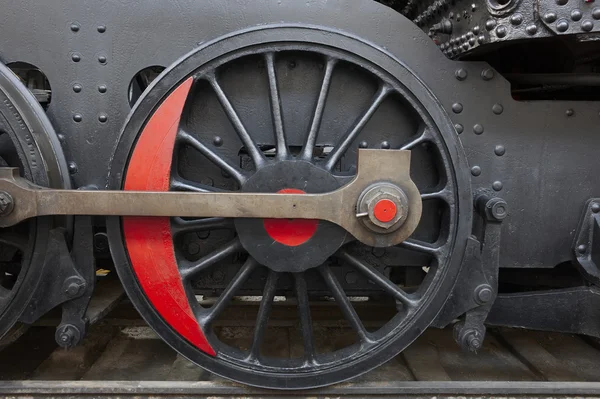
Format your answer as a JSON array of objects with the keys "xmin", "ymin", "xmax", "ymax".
[
  {"xmin": 66, "ymin": 282, "xmax": 83, "ymax": 297},
  {"xmin": 489, "ymin": 199, "xmax": 508, "ymax": 219},
  {"xmin": 455, "ymin": 68, "xmax": 468, "ymax": 81},
  {"xmin": 481, "ymin": 69, "xmax": 495, "ymax": 81},
  {"xmin": 0, "ymin": 191, "xmax": 14, "ymax": 216},
  {"xmin": 452, "ymin": 103, "xmax": 463, "ymax": 114},
  {"xmin": 55, "ymin": 325, "xmax": 80, "ymax": 348},
  {"xmin": 466, "ymin": 331, "xmax": 482, "ymax": 351},
  {"xmin": 475, "ymin": 284, "xmax": 493, "ymax": 304}
]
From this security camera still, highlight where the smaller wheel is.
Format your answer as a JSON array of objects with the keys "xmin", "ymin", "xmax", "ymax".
[{"xmin": 0, "ymin": 62, "xmax": 70, "ymax": 338}]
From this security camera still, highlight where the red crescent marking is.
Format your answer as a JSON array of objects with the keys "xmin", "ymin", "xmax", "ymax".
[
  {"xmin": 263, "ymin": 188, "xmax": 318, "ymax": 246},
  {"xmin": 122, "ymin": 78, "xmax": 215, "ymax": 356}
]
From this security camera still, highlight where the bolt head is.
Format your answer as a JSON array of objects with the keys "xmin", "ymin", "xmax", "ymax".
[
  {"xmin": 0, "ymin": 192, "xmax": 14, "ymax": 216},
  {"xmin": 475, "ymin": 284, "xmax": 493, "ymax": 303}
]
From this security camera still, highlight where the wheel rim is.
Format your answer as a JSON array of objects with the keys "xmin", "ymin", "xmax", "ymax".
[
  {"xmin": 108, "ymin": 26, "xmax": 471, "ymax": 389},
  {"xmin": 0, "ymin": 62, "xmax": 70, "ymax": 338}
]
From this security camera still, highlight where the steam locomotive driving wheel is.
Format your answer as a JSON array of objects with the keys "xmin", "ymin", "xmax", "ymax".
[{"xmin": 108, "ymin": 26, "xmax": 471, "ymax": 389}]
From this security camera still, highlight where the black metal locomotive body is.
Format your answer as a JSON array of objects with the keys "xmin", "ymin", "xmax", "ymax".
[{"xmin": 0, "ymin": 0, "xmax": 599, "ymax": 389}]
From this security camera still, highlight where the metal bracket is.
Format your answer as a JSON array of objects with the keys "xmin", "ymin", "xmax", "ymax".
[
  {"xmin": 574, "ymin": 198, "xmax": 600, "ymax": 285},
  {"xmin": 19, "ymin": 217, "xmax": 95, "ymax": 348},
  {"xmin": 433, "ymin": 193, "xmax": 507, "ymax": 352}
]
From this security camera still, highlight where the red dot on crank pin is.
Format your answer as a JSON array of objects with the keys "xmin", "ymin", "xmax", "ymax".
[{"xmin": 373, "ymin": 199, "xmax": 397, "ymax": 223}]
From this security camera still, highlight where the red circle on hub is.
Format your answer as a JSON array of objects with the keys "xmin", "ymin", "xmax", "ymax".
[
  {"xmin": 263, "ymin": 189, "xmax": 318, "ymax": 247},
  {"xmin": 374, "ymin": 199, "xmax": 397, "ymax": 223}
]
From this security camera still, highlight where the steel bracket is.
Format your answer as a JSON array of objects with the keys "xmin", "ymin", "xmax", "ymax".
[
  {"xmin": 18, "ymin": 216, "xmax": 95, "ymax": 348},
  {"xmin": 574, "ymin": 198, "xmax": 600, "ymax": 285},
  {"xmin": 433, "ymin": 193, "xmax": 506, "ymax": 352}
]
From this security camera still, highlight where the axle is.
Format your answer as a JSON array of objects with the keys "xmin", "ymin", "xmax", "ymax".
[{"xmin": 0, "ymin": 149, "xmax": 422, "ymax": 248}]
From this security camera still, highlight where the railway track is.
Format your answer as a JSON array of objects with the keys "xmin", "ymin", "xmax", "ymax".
[{"xmin": 2, "ymin": 281, "xmax": 600, "ymax": 398}]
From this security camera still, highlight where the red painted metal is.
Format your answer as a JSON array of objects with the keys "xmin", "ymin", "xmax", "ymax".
[
  {"xmin": 373, "ymin": 199, "xmax": 397, "ymax": 223},
  {"xmin": 122, "ymin": 78, "xmax": 216, "ymax": 356},
  {"xmin": 263, "ymin": 188, "xmax": 318, "ymax": 246}
]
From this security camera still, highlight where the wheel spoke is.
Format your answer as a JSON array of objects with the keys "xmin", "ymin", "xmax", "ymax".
[
  {"xmin": 294, "ymin": 272, "xmax": 316, "ymax": 363},
  {"xmin": 338, "ymin": 250, "xmax": 418, "ymax": 308},
  {"xmin": 180, "ymin": 238, "xmax": 243, "ymax": 281},
  {"xmin": 318, "ymin": 265, "xmax": 371, "ymax": 343},
  {"xmin": 421, "ymin": 187, "xmax": 452, "ymax": 203},
  {"xmin": 325, "ymin": 83, "xmax": 392, "ymax": 171},
  {"xmin": 178, "ymin": 130, "xmax": 247, "ymax": 186},
  {"xmin": 199, "ymin": 257, "xmax": 258, "ymax": 327},
  {"xmin": 400, "ymin": 124, "xmax": 432, "ymax": 151},
  {"xmin": 265, "ymin": 53, "xmax": 288, "ymax": 160},
  {"xmin": 248, "ymin": 270, "xmax": 279, "ymax": 360},
  {"xmin": 171, "ymin": 217, "xmax": 233, "ymax": 237},
  {"xmin": 301, "ymin": 57, "xmax": 337, "ymax": 161},
  {"xmin": 204, "ymin": 73, "xmax": 267, "ymax": 169},
  {"xmin": 399, "ymin": 238, "xmax": 441, "ymax": 257},
  {"xmin": 170, "ymin": 176, "xmax": 220, "ymax": 193},
  {"xmin": 0, "ymin": 231, "xmax": 27, "ymax": 252}
]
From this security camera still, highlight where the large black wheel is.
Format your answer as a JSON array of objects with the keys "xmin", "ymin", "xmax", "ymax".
[
  {"xmin": 0, "ymin": 62, "xmax": 70, "ymax": 338},
  {"xmin": 108, "ymin": 25, "xmax": 472, "ymax": 389}
]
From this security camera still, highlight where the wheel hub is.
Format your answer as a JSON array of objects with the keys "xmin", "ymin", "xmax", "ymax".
[{"xmin": 235, "ymin": 160, "xmax": 347, "ymax": 272}]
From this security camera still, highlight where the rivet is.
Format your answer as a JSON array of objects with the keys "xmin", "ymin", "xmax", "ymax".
[
  {"xmin": 578, "ymin": 244, "xmax": 587, "ymax": 254},
  {"xmin": 496, "ymin": 25, "xmax": 508, "ymax": 38},
  {"xmin": 471, "ymin": 3, "xmax": 477, "ymax": 11},
  {"xmin": 456, "ymin": 68, "xmax": 468, "ymax": 81},
  {"xmin": 556, "ymin": 0, "xmax": 568, "ymax": 5},
  {"xmin": 471, "ymin": 166, "xmax": 482, "ymax": 176},
  {"xmin": 73, "ymin": 113, "xmax": 82, "ymax": 122},
  {"xmin": 359, "ymin": 141, "xmax": 368, "ymax": 148},
  {"xmin": 492, "ymin": 103, "xmax": 504, "ymax": 115},
  {"xmin": 510, "ymin": 13, "xmax": 523, "ymax": 25},
  {"xmin": 481, "ymin": 68, "xmax": 495, "ymax": 81},
  {"xmin": 478, "ymin": 35, "xmax": 487, "ymax": 44},
  {"xmin": 556, "ymin": 19, "xmax": 570, "ymax": 32},
  {"xmin": 381, "ymin": 141, "xmax": 391, "ymax": 149},
  {"xmin": 72, "ymin": 83, "xmax": 82, "ymax": 93},
  {"xmin": 492, "ymin": 181, "xmax": 503, "ymax": 191},
  {"xmin": 582, "ymin": 20, "xmax": 594, "ymax": 31},
  {"xmin": 213, "ymin": 136, "xmax": 223, "ymax": 147},
  {"xmin": 71, "ymin": 53, "xmax": 81, "ymax": 62},
  {"xmin": 455, "ymin": 124, "xmax": 464, "ymax": 134},
  {"xmin": 98, "ymin": 55, "xmax": 107, "ymax": 64},
  {"xmin": 485, "ymin": 19, "xmax": 497, "ymax": 31},
  {"xmin": 526, "ymin": 24, "xmax": 538, "ymax": 35},
  {"xmin": 544, "ymin": 12, "xmax": 558, "ymax": 23},
  {"xmin": 571, "ymin": 9, "xmax": 583, "ymax": 21},
  {"xmin": 473, "ymin": 124, "xmax": 484, "ymax": 135},
  {"xmin": 473, "ymin": 26, "xmax": 481, "ymax": 35},
  {"xmin": 461, "ymin": 43, "xmax": 470, "ymax": 51},
  {"xmin": 452, "ymin": 103, "xmax": 464, "ymax": 113},
  {"xmin": 566, "ymin": 108, "xmax": 575, "ymax": 117},
  {"xmin": 98, "ymin": 113, "xmax": 108, "ymax": 123},
  {"xmin": 58, "ymin": 134, "xmax": 66, "ymax": 143},
  {"xmin": 469, "ymin": 37, "xmax": 477, "ymax": 46},
  {"xmin": 593, "ymin": 8, "xmax": 600, "ymax": 20},
  {"xmin": 495, "ymin": 145, "xmax": 506, "ymax": 156},
  {"xmin": 70, "ymin": 23, "xmax": 80, "ymax": 32},
  {"xmin": 68, "ymin": 162, "xmax": 78, "ymax": 175},
  {"xmin": 592, "ymin": 203, "xmax": 600, "ymax": 213},
  {"xmin": 97, "ymin": 25, "xmax": 106, "ymax": 33},
  {"xmin": 98, "ymin": 84, "xmax": 107, "ymax": 93}
]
